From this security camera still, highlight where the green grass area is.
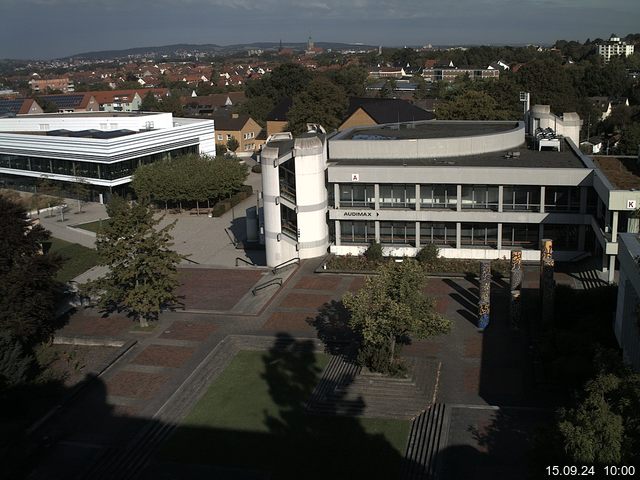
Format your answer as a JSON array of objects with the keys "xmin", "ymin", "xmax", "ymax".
[
  {"xmin": 73, "ymin": 219, "xmax": 110, "ymax": 233},
  {"xmin": 45, "ymin": 237, "xmax": 99, "ymax": 282},
  {"xmin": 161, "ymin": 349, "xmax": 410, "ymax": 479}
]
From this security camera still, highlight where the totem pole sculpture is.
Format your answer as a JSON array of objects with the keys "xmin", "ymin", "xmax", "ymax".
[
  {"xmin": 540, "ymin": 239, "xmax": 555, "ymax": 326},
  {"xmin": 478, "ymin": 260, "xmax": 491, "ymax": 331},
  {"xmin": 510, "ymin": 249, "xmax": 523, "ymax": 329}
]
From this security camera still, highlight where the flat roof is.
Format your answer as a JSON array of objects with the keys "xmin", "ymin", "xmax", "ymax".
[
  {"xmin": 16, "ymin": 112, "xmax": 161, "ymax": 119},
  {"xmin": 593, "ymin": 156, "xmax": 640, "ymax": 189},
  {"xmin": 330, "ymin": 140, "xmax": 586, "ymax": 169},
  {"xmin": 343, "ymin": 121, "xmax": 518, "ymax": 141}
]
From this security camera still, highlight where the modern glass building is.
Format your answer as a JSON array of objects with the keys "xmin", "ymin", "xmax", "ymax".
[{"xmin": 0, "ymin": 112, "xmax": 215, "ymax": 201}]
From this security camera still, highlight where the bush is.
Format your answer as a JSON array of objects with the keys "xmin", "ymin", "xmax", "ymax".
[
  {"xmin": 364, "ymin": 241, "xmax": 383, "ymax": 262},
  {"xmin": 251, "ymin": 164, "xmax": 262, "ymax": 173},
  {"xmin": 357, "ymin": 341, "xmax": 392, "ymax": 373},
  {"xmin": 416, "ymin": 243, "xmax": 439, "ymax": 265}
]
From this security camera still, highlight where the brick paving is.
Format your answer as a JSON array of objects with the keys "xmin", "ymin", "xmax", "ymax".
[
  {"xmin": 262, "ymin": 311, "xmax": 315, "ymax": 332},
  {"xmin": 176, "ymin": 268, "xmax": 263, "ymax": 310},
  {"xmin": 131, "ymin": 345, "xmax": 196, "ymax": 369},
  {"xmin": 160, "ymin": 320, "xmax": 217, "ymax": 341},
  {"xmin": 105, "ymin": 371, "xmax": 170, "ymax": 399},
  {"xmin": 279, "ymin": 292, "xmax": 333, "ymax": 309},
  {"xmin": 294, "ymin": 275, "xmax": 342, "ymax": 291},
  {"xmin": 61, "ymin": 313, "xmax": 133, "ymax": 337}
]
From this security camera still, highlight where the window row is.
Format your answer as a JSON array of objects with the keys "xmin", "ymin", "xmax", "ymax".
[
  {"xmin": 0, "ymin": 146, "xmax": 198, "ymax": 181},
  {"xmin": 339, "ymin": 221, "xmax": 580, "ymax": 250},
  {"xmin": 336, "ymin": 184, "xmax": 583, "ymax": 212}
]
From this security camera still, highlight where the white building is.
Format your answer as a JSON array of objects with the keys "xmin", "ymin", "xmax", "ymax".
[
  {"xmin": 0, "ymin": 111, "xmax": 215, "ymax": 202},
  {"xmin": 598, "ymin": 34, "xmax": 635, "ymax": 63},
  {"xmin": 259, "ymin": 106, "xmax": 640, "ymax": 283}
]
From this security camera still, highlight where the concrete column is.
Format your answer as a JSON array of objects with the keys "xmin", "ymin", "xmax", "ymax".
[
  {"xmin": 497, "ymin": 223, "xmax": 503, "ymax": 250},
  {"xmin": 335, "ymin": 220, "xmax": 341, "ymax": 246},
  {"xmin": 415, "ymin": 221, "xmax": 421, "ymax": 248},
  {"xmin": 456, "ymin": 184, "xmax": 462, "ymax": 212},
  {"xmin": 538, "ymin": 223, "xmax": 544, "ymax": 243},
  {"xmin": 415, "ymin": 184, "xmax": 420, "ymax": 211},
  {"xmin": 498, "ymin": 185, "xmax": 504, "ymax": 213},
  {"xmin": 579, "ymin": 186, "xmax": 587, "ymax": 214},
  {"xmin": 612, "ymin": 211, "xmax": 619, "ymax": 242},
  {"xmin": 608, "ymin": 255, "xmax": 616, "ymax": 284},
  {"xmin": 456, "ymin": 222, "xmax": 461, "ymax": 249},
  {"xmin": 539, "ymin": 186, "xmax": 545, "ymax": 213},
  {"xmin": 597, "ymin": 198, "xmax": 603, "ymax": 220},
  {"xmin": 334, "ymin": 183, "xmax": 340, "ymax": 208},
  {"xmin": 375, "ymin": 220, "xmax": 380, "ymax": 243},
  {"xmin": 374, "ymin": 184, "xmax": 380, "ymax": 210}
]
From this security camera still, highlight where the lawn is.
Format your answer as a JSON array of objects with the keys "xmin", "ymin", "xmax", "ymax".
[
  {"xmin": 45, "ymin": 237, "xmax": 99, "ymax": 282},
  {"xmin": 160, "ymin": 349, "xmax": 410, "ymax": 479},
  {"xmin": 73, "ymin": 218, "xmax": 110, "ymax": 233}
]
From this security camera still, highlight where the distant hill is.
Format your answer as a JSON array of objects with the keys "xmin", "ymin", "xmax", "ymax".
[{"xmin": 65, "ymin": 42, "xmax": 378, "ymax": 60}]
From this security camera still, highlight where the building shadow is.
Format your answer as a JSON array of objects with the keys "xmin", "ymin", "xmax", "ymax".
[
  {"xmin": 229, "ymin": 217, "xmax": 266, "ymax": 266},
  {"xmin": 14, "ymin": 333, "xmax": 417, "ymax": 480}
]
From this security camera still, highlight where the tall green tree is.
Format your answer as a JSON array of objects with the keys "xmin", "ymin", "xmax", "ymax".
[
  {"xmin": 343, "ymin": 260, "xmax": 451, "ymax": 372},
  {"xmin": 227, "ymin": 135, "xmax": 239, "ymax": 154},
  {"xmin": 140, "ymin": 91, "xmax": 160, "ymax": 111},
  {"xmin": 84, "ymin": 197, "xmax": 181, "ymax": 327},
  {"xmin": 286, "ymin": 77, "xmax": 348, "ymax": 134},
  {"xmin": 0, "ymin": 195, "xmax": 61, "ymax": 345},
  {"xmin": 437, "ymin": 90, "xmax": 514, "ymax": 120}
]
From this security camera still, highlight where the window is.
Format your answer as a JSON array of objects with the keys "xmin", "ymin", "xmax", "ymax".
[
  {"xmin": 419, "ymin": 222, "xmax": 456, "ymax": 247},
  {"xmin": 339, "ymin": 184, "xmax": 375, "ymax": 208},
  {"xmin": 420, "ymin": 184, "xmax": 457, "ymax": 209},
  {"xmin": 545, "ymin": 187, "xmax": 580, "ymax": 212},
  {"xmin": 460, "ymin": 223, "xmax": 498, "ymax": 248},
  {"xmin": 461, "ymin": 185, "xmax": 499, "ymax": 210},
  {"xmin": 379, "ymin": 184, "xmax": 415, "ymax": 209},
  {"xmin": 341, "ymin": 221, "xmax": 375, "ymax": 244},
  {"xmin": 380, "ymin": 222, "xmax": 416, "ymax": 246},
  {"xmin": 217, "ymin": 134, "xmax": 223, "ymax": 141},
  {"xmin": 502, "ymin": 186, "xmax": 541, "ymax": 211},
  {"xmin": 502, "ymin": 224, "xmax": 538, "ymax": 249},
  {"xmin": 280, "ymin": 204, "xmax": 298, "ymax": 240},
  {"xmin": 542, "ymin": 224, "xmax": 579, "ymax": 250},
  {"xmin": 226, "ymin": 134, "xmax": 232, "ymax": 141}
]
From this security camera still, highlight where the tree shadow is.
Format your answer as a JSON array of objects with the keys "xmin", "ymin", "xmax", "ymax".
[{"xmin": 306, "ymin": 300, "xmax": 356, "ymax": 354}]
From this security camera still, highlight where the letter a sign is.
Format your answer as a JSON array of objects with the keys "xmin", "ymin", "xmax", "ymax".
[{"xmin": 351, "ymin": 173, "xmax": 360, "ymax": 182}]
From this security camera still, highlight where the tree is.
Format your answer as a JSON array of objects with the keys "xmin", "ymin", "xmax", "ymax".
[
  {"xmin": 618, "ymin": 124, "xmax": 640, "ymax": 155},
  {"xmin": 71, "ymin": 176, "xmax": 90, "ymax": 213},
  {"xmin": 286, "ymin": 77, "xmax": 348, "ymax": 134},
  {"xmin": 227, "ymin": 136, "xmax": 239, "ymax": 154},
  {"xmin": 329, "ymin": 65, "xmax": 368, "ymax": 97},
  {"xmin": 158, "ymin": 90, "xmax": 184, "ymax": 116},
  {"xmin": 0, "ymin": 333, "xmax": 33, "ymax": 392},
  {"xmin": 84, "ymin": 197, "xmax": 182, "ymax": 327},
  {"xmin": 378, "ymin": 79, "xmax": 396, "ymax": 99},
  {"xmin": 437, "ymin": 90, "xmax": 514, "ymax": 120},
  {"xmin": 140, "ymin": 91, "xmax": 160, "ymax": 111},
  {"xmin": 0, "ymin": 195, "xmax": 61, "ymax": 346},
  {"xmin": 342, "ymin": 261, "xmax": 451, "ymax": 372}
]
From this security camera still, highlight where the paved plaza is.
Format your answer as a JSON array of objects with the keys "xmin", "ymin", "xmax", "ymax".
[{"xmin": 28, "ymin": 257, "xmax": 554, "ymax": 479}]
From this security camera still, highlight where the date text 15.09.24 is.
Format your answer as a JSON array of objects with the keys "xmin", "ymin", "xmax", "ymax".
[{"xmin": 546, "ymin": 466, "xmax": 636, "ymax": 476}]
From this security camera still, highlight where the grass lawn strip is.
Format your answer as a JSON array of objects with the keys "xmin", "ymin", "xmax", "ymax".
[
  {"xmin": 46, "ymin": 237, "xmax": 99, "ymax": 282},
  {"xmin": 161, "ymin": 350, "xmax": 410, "ymax": 479},
  {"xmin": 73, "ymin": 219, "xmax": 109, "ymax": 233}
]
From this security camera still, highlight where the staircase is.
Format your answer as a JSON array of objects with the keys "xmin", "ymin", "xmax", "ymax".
[{"xmin": 400, "ymin": 403, "xmax": 449, "ymax": 480}]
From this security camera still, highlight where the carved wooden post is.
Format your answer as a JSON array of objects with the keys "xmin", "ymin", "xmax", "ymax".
[
  {"xmin": 540, "ymin": 239, "xmax": 555, "ymax": 325},
  {"xmin": 510, "ymin": 249, "xmax": 523, "ymax": 329},
  {"xmin": 478, "ymin": 260, "xmax": 491, "ymax": 331}
]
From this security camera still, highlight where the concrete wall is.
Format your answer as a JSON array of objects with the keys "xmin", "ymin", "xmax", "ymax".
[
  {"xmin": 4, "ymin": 112, "xmax": 174, "ymax": 131},
  {"xmin": 615, "ymin": 233, "xmax": 640, "ymax": 371},
  {"xmin": 329, "ymin": 121, "xmax": 524, "ymax": 160}
]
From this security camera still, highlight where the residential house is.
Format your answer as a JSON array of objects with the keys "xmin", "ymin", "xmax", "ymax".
[
  {"xmin": 213, "ymin": 113, "xmax": 263, "ymax": 157},
  {"xmin": 29, "ymin": 77, "xmax": 74, "ymax": 93},
  {"xmin": 38, "ymin": 93, "xmax": 99, "ymax": 113},
  {"xmin": 0, "ymin": 98, "xmax": 43, "ymax": 116},
  {"xmin": 182, "ymin": 92, "xmax": 246, "ymax": 116},
  {"xmin": 338, "ymin": 97, "xmax": 435, "ymax": 131}
]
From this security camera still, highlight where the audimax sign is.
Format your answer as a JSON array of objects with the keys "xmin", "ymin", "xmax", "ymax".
[{"xmin": 342, "ymin": 211, "xmax": 380, "ymax": 217}]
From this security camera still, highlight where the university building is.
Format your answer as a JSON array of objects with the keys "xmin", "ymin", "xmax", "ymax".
[
  {"xmin": 259, "ymin": 106, "xmax": 640, "ymax": 283},
  {"xmin": 0, "ymin": 111, "xmax": 215, "ymax": 202}
]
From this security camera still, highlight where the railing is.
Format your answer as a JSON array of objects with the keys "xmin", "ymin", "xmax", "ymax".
[
  {"xmin": 272, "ymin": 257, "xmax": 300, "ymax": 274},
  {"xmin": 225, "ymin": 228, "xmax": 238, "ymax": 247},
  {"xmin": 235, "ymin": 257, "xmax": 256, "ymax": 267},
  {"xmin": 252, "ymin": 277, "xmax": 282, "ymax": 295},
  {"xmin": 182, "ymin": 256, "xmax": 200, "ymax": 265}
]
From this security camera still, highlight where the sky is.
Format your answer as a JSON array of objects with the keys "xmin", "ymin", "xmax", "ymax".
[{"xmin": 1, "ymin": 0, "xmax": 639, "ymax": 59}]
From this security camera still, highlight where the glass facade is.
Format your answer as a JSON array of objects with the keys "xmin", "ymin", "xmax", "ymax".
[
  {"xmin": 543, "ymin": 224, "xmax": 579, "ymax": 250},
  {"xmin": 379, "ymin": 184, "xmax": 415, "ymax": 209},
  {"xmin": 460, "ymin": 223, "xmax": 498, "ymax": 247},
  {"xmin": 380, "ymin": 221, "xmax": 416, "ymax": 246},
  {"xmin": 545, "ymin": 186, "xmax": 581, "ymax": 212},
  {"xmin": 279, "ymin": 159, "xmax": 296, "ymax": 202},
  {"xmin": 339, "ymin": 183, "xmax": 375, "ymax": 208},
  {"xmin": 419, "ymin": 222, "xmax": 456, "ymax": 246},
  {"xmin": 341, "ymin": 221, "xmax": 375, "ymax": 244},
  {"xmin": 280, "ymin": 204, "xmax": 298, "ymax": 240},
  {"xmin": 0, "ymin": 145, "xmax": 197, "ymax": 181},
  {"xmin": 502, "ymin": 186, "xmax": 541, "ymax": 211},
  {"xmin": 461, "ymin": 185, "xmax": 499, "ymax": 210},
  {"xmin": 420, "ymin": 184, "xmax": 457, "ymax": 209},
  {"xmin": 502, "ymin": 223, "xmax": 539, "ymax": 249}
]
